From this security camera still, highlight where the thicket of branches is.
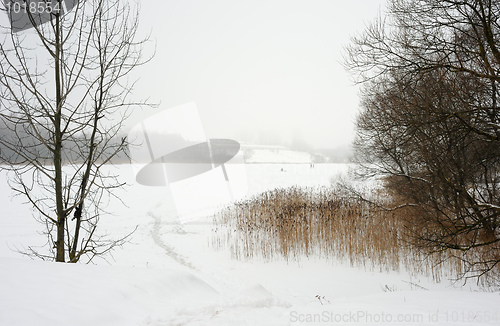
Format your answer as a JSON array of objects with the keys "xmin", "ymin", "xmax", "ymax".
[
  {"xmin": 0, "ymin": 0, "xmax": 150, "ymax": 262},
  {"xmin": 345, "ymin": 0, "xmax": 500, "ymax": 281}
]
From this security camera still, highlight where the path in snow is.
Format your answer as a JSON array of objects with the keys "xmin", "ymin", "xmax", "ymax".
[{"xmin": 148, "ymin": 210, "xmax": 197, "ymax": 271}]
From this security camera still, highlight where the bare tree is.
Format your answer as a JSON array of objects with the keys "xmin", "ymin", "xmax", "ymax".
[
  {"xmin": 345, "ymin": 0, "xmax": 500, "ymax": 281},
  {"xmin": 0, "ymin": 0, "xmax": 151, "ymax": 262}
]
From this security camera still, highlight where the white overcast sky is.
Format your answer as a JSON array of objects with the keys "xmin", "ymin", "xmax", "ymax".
[
  {"xmin": 2, "ymin": 1, "xmax": 386, "ymax": 150},
  {"xmin": 126, "ymin": 0, "xmax": 388, "ymax": 150}
]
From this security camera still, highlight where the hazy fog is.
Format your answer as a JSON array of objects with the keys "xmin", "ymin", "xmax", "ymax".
[{"xmin": 126, "ymin": 0, "xmax": 387, "ymax": 151}]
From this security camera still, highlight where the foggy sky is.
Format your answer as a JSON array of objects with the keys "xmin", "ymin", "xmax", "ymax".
[
  {"xmin": 131, "ymin": 0, "xmax": 388, "ymax": 150},
  {"xmin": 4, "ymin": 1, "xmax": 388, "ymax": 151}
]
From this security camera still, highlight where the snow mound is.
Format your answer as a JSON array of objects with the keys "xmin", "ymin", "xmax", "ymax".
[{"xmin": 0, "ymin": 258, "xmax": 219, "ymax": 326}]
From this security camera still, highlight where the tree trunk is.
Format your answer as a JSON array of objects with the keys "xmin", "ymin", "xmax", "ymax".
[{"xmin": 54, "ymin": 10, "xmax": 65, "ymax": 263}]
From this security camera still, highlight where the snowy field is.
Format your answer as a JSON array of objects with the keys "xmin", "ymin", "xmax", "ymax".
[{"xmin": 1, "ymin": 163, "xmax": 499, "ymax": 326}]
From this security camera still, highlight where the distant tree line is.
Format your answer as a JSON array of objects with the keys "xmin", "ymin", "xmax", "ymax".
[{"xmin": 0, "ymin": 121, "xmax": 130, "ymax": 165}]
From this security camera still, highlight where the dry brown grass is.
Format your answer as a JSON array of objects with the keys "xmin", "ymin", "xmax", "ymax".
[{"xmin": 212, "ymin": 185, "xmax": 477, "ymax": 283}]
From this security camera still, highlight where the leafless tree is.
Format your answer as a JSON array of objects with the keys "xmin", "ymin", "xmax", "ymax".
[
  {"xmin": 345, "ymin": 0, "xmax": 500, "ymax": 281},
  {"xmin": 0, "ymin": 0, "xmax": 151, "ymax": 262}
]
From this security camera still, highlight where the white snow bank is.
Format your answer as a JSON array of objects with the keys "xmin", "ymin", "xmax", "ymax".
[{"xmin": 0, "ymin": 257, "xmax": 219, "ymax": 326}]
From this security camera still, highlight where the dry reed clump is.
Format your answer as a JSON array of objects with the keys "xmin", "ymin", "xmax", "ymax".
[{"xmin": 212, "ymin": 185, "xmax": 469, "ymax": 282}]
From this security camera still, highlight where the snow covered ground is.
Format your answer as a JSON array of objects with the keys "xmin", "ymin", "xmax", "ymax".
[
  {"xmin": 241, "ymin": 144, "xmax": 317, "ymax": 164},
  {"xmin": 1, "ymin": 163, "xmax": 499, "ymax": 326}
]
